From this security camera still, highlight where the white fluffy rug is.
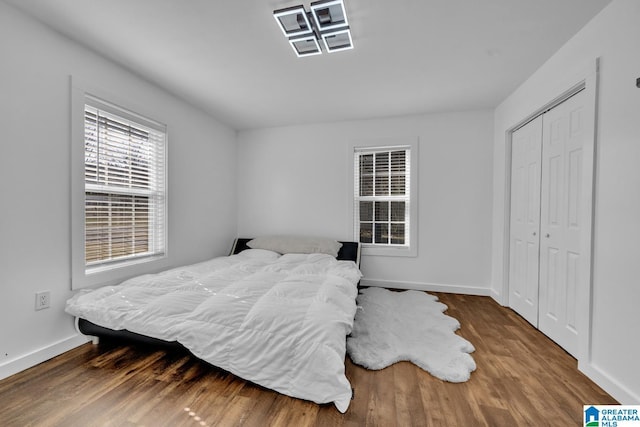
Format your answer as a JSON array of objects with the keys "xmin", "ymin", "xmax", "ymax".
[{"xmin": 347, "ymin": 287, "xmax": 476, "ymax": 382}]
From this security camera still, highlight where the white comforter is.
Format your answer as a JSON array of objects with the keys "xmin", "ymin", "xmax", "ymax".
[{"xmin": 65, "ymin": 250, "xmax": 362, "ymax": 412}]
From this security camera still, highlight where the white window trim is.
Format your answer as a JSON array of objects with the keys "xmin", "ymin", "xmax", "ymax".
[
  {"xmin": 348, "ymin": 137, "xmax": 418, "ymax": 257},
  {"xmin": 70, "ymin": 76, "xmax": 169, "ymax": 289}
]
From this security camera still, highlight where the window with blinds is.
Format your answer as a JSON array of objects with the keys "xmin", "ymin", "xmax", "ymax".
[
  {"xmin": 354, "ymin": 146, "xmax": 410, "ymax": 246},
  {"xmin": 84, "ymin": 97, "xmax": 166, "ymax": 269}
]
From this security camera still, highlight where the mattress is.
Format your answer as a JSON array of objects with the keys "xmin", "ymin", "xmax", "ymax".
[{"xmin": 66, "ymin": 249, "xmax": 362, "ymax": 412}]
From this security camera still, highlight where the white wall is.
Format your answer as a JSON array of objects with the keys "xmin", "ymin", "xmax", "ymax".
[
  {"xmin": 237, "ymin": 111, "xmax": 494, "ymax": 294},
  {"xmin": 491, "ymin": 0, "xmax": 640, "ymax": 403},
  {"xmin": 0, "ymin": 3, "xmax": 237, "ymax": 379}
]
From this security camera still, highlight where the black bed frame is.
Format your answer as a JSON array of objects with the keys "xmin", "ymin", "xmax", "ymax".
[{"xmin": 77, "ymin": 238, "xmax": 361, "ymax": 346}]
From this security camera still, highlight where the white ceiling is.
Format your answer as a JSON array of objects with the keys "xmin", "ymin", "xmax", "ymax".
[{"xmin": 5, "ymin": 0, "xmax": 611, "ymax": 130}]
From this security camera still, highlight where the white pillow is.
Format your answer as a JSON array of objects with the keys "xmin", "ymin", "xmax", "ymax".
[
  {"xmin": 236, "ymin": 248, "xmax": 281, "ymax": 260},
  {"xmin": 247, "ymin": 235, "xmax": 343, "ymax": 257}
]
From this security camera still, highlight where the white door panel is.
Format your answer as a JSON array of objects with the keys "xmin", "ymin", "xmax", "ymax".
[
  {"xmin": 539, "ymin": 89, "xmax": 585, "ymax": 357},
  {"xmin": 509, "ymin": 116, "xmax": 542, "ymax": 327}
]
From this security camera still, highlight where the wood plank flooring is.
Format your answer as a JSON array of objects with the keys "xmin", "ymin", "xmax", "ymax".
[{"xmin": 0, "ymin": 293, "xmax": 616, "ymax": 426}]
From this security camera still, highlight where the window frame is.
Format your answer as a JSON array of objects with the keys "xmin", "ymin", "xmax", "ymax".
[
  {"xmin": 71, "ymin": 77, "xmax": 169, "ymax": 289},
  {"xmin": 349, "ymin": 137, "xmax": 418, "ymax": 257}
]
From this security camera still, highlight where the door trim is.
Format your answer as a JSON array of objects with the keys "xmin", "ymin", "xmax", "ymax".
[{"xmin": 502, "ymin": 58, "xmax": 599, "ymax": 366}]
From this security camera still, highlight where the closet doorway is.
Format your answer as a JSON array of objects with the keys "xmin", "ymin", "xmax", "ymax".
[{"xmin": 508, "ymin": 88, "xmax": 590, "ymax": 358}]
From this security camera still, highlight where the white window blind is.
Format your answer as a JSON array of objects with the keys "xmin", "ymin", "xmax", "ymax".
[
  {"xmin": 84, "ymin": 97, "xmax": 166, "ymax": 269},
  {"xmin": 354, "ymin": 146, "xmax": 410, "ymax": 247}
]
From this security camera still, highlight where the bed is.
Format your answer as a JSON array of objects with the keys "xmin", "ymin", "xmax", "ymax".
[{"xmin": 66, "ymin": 237, "xmax": 362, "ymax": 413}]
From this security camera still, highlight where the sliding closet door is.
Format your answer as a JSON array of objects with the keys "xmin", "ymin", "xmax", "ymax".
[
  {"xmin": 508, "ymin": 116, "xmax": 543, "ymax": 327},
  {"xmin": 538, "ymin": 90, "xmax": 586, "ymax": 357}
]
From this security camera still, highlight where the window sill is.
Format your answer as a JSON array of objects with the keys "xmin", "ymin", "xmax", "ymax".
[
  {"xmin": 86, "ymin": 253, "xmax": 166, "ymax": 276},
  {"xmin": 361, "ymin": 244, "xmax": 417, "ymax": 257}
]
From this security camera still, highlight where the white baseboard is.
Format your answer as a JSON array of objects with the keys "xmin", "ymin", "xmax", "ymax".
[
  {"xmin": 0, "ymin": 334, "xmax": 89, "ymax": 381},
  {"xmin": 360, "ymin": 278, "xmax": 492, "ymax": 296},
  {"xmin": 490, "ymin": 288, "xmax": 507, "ymax": 306},
  {"xmin": 579, "ymin": 361, "xmax": 640, "ymax": 404}
]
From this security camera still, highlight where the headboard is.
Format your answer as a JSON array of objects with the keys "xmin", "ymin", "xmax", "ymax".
[{"xmin": 230, "ymin": 238, "xmax": 361, "ymax": 267}]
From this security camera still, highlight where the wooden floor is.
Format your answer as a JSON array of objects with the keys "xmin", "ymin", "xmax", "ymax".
[{"xmin": 0, "ymin": 293, "xmax": 616, "ymax": 426}]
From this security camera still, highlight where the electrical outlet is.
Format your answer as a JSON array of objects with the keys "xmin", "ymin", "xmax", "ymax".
[{"xmin": 35, "ymin": 291, "xmax": 50, "ymax": 310}]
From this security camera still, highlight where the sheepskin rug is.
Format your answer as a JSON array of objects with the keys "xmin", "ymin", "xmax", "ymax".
[{"xmin": 347, "ymin": 287, "xmax": 476, "ymax": 382}]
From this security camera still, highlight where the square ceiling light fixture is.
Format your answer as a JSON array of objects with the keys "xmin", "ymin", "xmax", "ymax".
[{"xmin": 273, "ymin": 0, "xmax": 353, "ymax": 57}]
